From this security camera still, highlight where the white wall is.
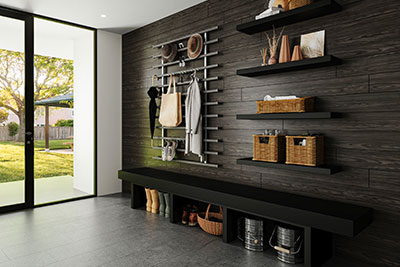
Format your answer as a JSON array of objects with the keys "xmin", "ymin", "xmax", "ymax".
[
  {"xmin": 96, "ymin": 30, "xmax": 122, "ymax": 196},
  {"xmin": 73, "ymin": 31, "xmax": 95, "ymax": 194}
]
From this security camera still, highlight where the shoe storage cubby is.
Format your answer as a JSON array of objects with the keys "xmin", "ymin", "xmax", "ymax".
[{"xmin": 120, "ymin": 168, "xmax": 372, "ymax": 267}]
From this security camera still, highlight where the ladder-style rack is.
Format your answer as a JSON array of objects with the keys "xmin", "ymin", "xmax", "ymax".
[{"xmin": 151, "ymin": 26, "xmax": 221, "ymax": 168}]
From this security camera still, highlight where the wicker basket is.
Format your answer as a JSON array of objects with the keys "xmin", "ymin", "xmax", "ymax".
[
  {"xmin": 288, "ymin": 0, "xmax": 314, "ymax": 10},
  {"xmin": 286, "ymin": 136, "xmax": 324, "ymax": 166},
  {"xmin": 197, "ymin": 204, "xmax": 223, "ymax": 236},
  {"xmin": 253, "ymin": 135, "xmax": 286, "ymax": 163},
  {"xmin": 256, "ymin": 97, "xmax": 314, "ymax": 114}
]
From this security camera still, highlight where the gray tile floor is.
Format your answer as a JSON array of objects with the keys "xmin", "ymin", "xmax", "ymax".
[{"xmin": 0, "ymin": 194, "xmax": 348, "ymax": 267}]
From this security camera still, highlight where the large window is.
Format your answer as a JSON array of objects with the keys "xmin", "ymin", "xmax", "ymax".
[{"xmin": 0, "ymin": 7, "xmax": 96, "ymax": 211}]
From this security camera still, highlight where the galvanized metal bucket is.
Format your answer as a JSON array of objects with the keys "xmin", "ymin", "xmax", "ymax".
[
  {"xmin": 237, "ymin": 217, "xmax": 266, "ymax": 252},
  {"xmin": 269, "ymin": 224, "xmax": 304, "ymax": 264}
]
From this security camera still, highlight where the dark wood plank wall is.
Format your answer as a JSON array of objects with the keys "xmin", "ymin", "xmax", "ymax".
[{"xmin": 122, "ymin": 0, "xmax": 400, "ymax": 265}]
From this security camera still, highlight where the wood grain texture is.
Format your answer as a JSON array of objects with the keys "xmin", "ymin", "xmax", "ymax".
[{"xmin": 122, "ymin": 0, "xmax": 400, "ymax": 265}]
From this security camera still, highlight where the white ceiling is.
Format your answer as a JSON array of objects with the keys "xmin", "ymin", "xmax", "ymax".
[{"xmin": 0, "ymin": 0, "xmax": 207, "ymax": 34}]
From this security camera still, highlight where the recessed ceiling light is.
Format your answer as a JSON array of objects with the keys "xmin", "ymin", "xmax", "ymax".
[{"xmin": 100, "ymin": 14, "xmax": 107, "ymax": 18}]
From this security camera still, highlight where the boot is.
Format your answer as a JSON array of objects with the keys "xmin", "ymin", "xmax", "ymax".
[
  {"xmin": 144, "ymin": 188, "xmax": 152, "ymax": 213},
  {"xmin": 158, "ymin": 191, "xmax": 165, "ymax": 216},
  {"xmin": 150, "ymin": 189, "xmax": 159, "ymax": 214},
  {"xmin": 188, "ymin": 205, "xmax": 198, "ymax": 227},
  {"xmin": 164, "ymin": 193, "xmax": 170, "ymax": 218}
]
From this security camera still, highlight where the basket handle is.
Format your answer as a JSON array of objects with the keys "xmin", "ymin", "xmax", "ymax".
[{"xmin": 205, "ymin": 204, "xmax": 223, "ymax": 220}]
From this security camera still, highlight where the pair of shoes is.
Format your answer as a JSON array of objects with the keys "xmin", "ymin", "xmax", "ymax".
[
  {"xmin": 145, "ymin": 188, "xmax": 159, "ymax": 213},
  {"xmin": 182, "ymin": 204, "xmax": 198, "ymax": 227}
]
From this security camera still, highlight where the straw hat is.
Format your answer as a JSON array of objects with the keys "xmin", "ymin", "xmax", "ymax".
[
  {"xmin": 187, "ymin": 33, "xmax": 203, "ymax": 59},
  {"xmin": 162, "ymin": 43, "xmax": 177, "ymax": 62}
]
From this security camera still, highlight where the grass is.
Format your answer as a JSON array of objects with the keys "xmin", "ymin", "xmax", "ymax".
[{"xmin": 0, "ymin": 140, "xmax": 73, "ymax": 183}]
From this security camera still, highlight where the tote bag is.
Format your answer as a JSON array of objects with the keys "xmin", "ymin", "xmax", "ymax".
[{"xmin": 159, "ymin": 75, "xmax": 182, "ymax": 127}]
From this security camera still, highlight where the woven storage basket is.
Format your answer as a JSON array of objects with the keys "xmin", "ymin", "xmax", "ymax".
[
  {"xmin": 253, "ymin": 135, "xmax": 286, "ymax": 163},
  {"xmin": 286, "ymin": 136, "xmax": 324, "ymax": 166},
  {"xmin": 256, "ymin": 97, "xmax": 314, "ymax": 114},
  {"xmin": 288, "ymin": 0, "xmax": 314, "ymax": 10},
  {"xmin": 197, "ymin": 204, "xmax": 223, "ymax": 236}
]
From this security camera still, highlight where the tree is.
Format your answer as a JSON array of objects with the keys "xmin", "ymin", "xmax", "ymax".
[
  {"xmin": 0, "ymin": 109, "xmax": 8, "ymax": 124},
  {"xmin": 0, "ymin": 49, "xmax": 73, "ymax": 141}
]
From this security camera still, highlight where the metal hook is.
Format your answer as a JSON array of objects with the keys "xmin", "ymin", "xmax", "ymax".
[{"xmin": 152, "ymin": 74, "xmax": 158, "ymax": 86}]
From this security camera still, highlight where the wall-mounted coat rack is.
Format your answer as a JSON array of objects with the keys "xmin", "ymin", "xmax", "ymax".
[{"xmin": 151, "ymin": 26, "xmax": 222, "ymax": 168}]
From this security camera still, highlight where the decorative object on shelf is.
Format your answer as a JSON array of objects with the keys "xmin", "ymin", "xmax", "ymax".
[
  {"xmin": 286, "ymin": 135, "xmax": 324, "ymax": 166},
  {"xmin": 164, "ymin": 193, "xmax": 170, "ymax": 218},
  {"xmin": 291, "ymin": 45, "xmax": 303, "ymax": 61},
  {"xmin": 159, "ymin": 75, "xmax": 182, "ymax": 127},
  {"xmin": 257, "ymin": 96, "xmax": 315, "ymax": 113},
  {"xmin": 300, "ymin": 30, "xmax": 325, "ymax": 59},
  {"xmin": 147, "ymin": 75, "xmax": 159, "ymax": 140},
  {"xmin": 289, "ymin": 0, "xmax": 313, "ymax": 10},
  {"xmin": 260, "ymin": 48, "xmax": 268, "ymax": 66},
  {"xmin": 269, "ymin": 224, "xmax": 304, "ymax": 264},
  {"xmin": 198, "ymin": 204, "xmax": 223, "ymax": 236},
  {"xmin": 187, "ymin": 33, "xmax": 203, "ymax": 59},
  {"xmin": 279, "ymin": 35, "xmax": 291, "ymax": 63},
  {"xmin": 158, "ymin": 191, "xmax": 166, "ymax": 216},
  {"xmin": 265, "ymin": 27, "xmax": 285, "ymax": 65},
  {"xmin": 150, "ymin": 189, "xmax": 159, "ymax": 214},
  {"xmin": 273, "ymin": 0, "xmax": 289, "ymax": 11},
  {"xmin": 256, "ymin": 0, "xmax": 284, "ymax": 20},
  {"xmin": 144, "ymin": 188, "xmax": 152, "ymax": 213},
  {"xmin": 253, "ymin": 134, "xmax": 286, "ymax": 163},
  {"xmin": 161, "ymin": 43, "xmax": 177, "ymax": 62},
  {"xmin": 185, "ymin": 72, "xmax": 203, "ymax": 157}
]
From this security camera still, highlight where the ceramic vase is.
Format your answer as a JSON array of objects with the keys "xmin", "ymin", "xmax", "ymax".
[
  {"xmin": 279, "ymin": 35, "xmax": 291, "ymax": 63},
  {"xmin": 291, "ymin": 45, "xmax": 303, "ymax": 61},
  {"xmin": 150, "ymin": 189, "xmax": 159, "ymax": 214},
  {"xmin": 268, "ymin": 56, "xmax": 277, "ymax": 65},
  {"xmin": 164, "ymin": 193, "xmax": 170, "ymax": 218},
  {"xmin": 144, "ymin": 188, "xmax": 152, "ymax": 212},
  {"xmin": 158, "ymin": 191, "xmax": 165, "ymax": 216}
]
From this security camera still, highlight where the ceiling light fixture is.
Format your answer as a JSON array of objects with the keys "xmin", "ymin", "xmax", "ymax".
[{"xmin": 100, "ymin": 14, "xmax": 107, "ymax": 18}]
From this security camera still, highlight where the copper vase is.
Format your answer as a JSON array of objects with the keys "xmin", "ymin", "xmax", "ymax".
[
  {"xmin": 279, "ymin": 35, "xmax": 291, "ymax": 63},
  {"xmin": 268, "ymin": 56, "xmax": 277, "ymax": 65},
  {"xmin": 291, "ymin": 45, "xmax": 303, "ymax": 61}
]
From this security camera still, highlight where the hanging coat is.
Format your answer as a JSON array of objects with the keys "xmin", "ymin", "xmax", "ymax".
[
  {"xmin": 147, "ymin": 86, "xmax": 159, "ymax": 139},
  {"xmin": 185, "ymin": 76, "xmax": 202, "ymax": 157}
]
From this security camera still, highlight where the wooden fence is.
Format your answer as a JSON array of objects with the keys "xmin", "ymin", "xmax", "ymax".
[{"xmin": 0, "ymin": 126, "xmax": 73, "ymax": 141}]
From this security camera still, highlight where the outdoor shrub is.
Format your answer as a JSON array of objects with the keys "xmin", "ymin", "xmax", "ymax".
[
  {"xmin": 8, "ymin": 122, "xmax": 19, "ymax": 137},
  {"xmin": 55, "ymin": 119, "xmax": 73, "ymax": 127}
]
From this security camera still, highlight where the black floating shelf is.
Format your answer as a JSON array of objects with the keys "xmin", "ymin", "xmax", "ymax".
[
  {"xmin": 237, "ymin": 55, "xmax": 341, "ymax": 77},
  {"xmin": 237, "ymin": 158, "xmax": 339, "ymax": 175},
  {"xmin": 237, "ymin": 0, "xmax": 342, "ymax": 34},
  {"xmin": 237, "ymin": 112, "xmax": 340, "ymax": 120}
]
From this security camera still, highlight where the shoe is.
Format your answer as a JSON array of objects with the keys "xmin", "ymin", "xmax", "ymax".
[
  {"xmin": 164, "ymin": 193, "xmax": 170, "ymax": 218},
  {"xmin": 158, "ymin": 191, "xmax": 165, "ymax": 216},
  {"xmin": 188, "ymin": 205, "xmax": 198, "ymax": 227},
  {"xmin": 182, "ymin": 204, "xmax": 190, "ymax": 224},
  {"xmin": 144, "ymin": 188, "xmax": 152, "ymax": 213},
  {"xmin": 150, "ymin": 189, "xmax": 159, "ymax": 214}
]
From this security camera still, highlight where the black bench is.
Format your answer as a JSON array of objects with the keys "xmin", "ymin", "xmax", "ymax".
[{"xmin": 119, "ymin": 167, "xmax": 372, "ymax": 267}]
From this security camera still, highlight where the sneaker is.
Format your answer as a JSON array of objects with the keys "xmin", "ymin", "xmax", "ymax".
[{"xmin": 188, "ymin": 205, "xmax": 198, "ymax": 227}]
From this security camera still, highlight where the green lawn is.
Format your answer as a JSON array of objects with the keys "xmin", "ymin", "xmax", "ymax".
[{"xmin": 0, "ymin": 140, "xmax": 73, "ymax": 183}]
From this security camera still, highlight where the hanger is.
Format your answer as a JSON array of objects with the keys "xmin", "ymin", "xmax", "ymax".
[{"xmin": 152, "ymin": 74, "xmax": 158, "ymax": 86}]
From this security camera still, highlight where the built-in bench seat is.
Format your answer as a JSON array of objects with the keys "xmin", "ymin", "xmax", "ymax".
[{"xmin": 118, "ymin": 167, "xmax": 372, "ymax": 267}]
